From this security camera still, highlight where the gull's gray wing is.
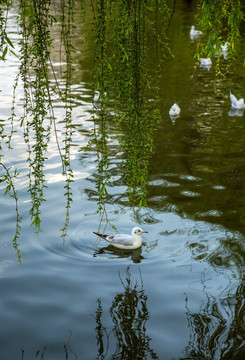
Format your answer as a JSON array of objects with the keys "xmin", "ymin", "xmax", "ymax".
[{"xmin": 107, "ymin": 234, "xmax": 134, "ymax": 246}]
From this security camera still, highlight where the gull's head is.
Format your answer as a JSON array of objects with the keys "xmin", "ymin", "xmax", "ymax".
[{"xmin": 132, "ymin": 227, "xmax": 148, "ymax": 236}]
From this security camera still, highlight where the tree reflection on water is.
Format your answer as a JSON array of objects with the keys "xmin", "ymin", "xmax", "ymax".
[
  {"xmin": 183, "ymin": 273, "xmax": 245, "ymax": 360},
  {"xmin": 93, "ymin": 267, "xmax": 158, "ymax": 360}
]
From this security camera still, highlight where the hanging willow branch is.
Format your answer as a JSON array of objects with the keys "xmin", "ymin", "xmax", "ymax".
[
  {"xmin": 0, "ymin": 0, "xmax": 76, "ymax": 252},
  {"xmin": 195, "ymin": 0, "xmax": 244, "ymax": 75},
  {"xmin": 60, "ymin": 0, "xmax": 75, "ymax": 242},
  {"xmin": 0, "ymin": 162, "xmax": 22, "ymax": 263}
]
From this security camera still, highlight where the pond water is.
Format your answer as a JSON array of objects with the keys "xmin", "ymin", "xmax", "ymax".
[{"xmin": 1, "ymin": 2, "xmax": 245, "ymax": 360}]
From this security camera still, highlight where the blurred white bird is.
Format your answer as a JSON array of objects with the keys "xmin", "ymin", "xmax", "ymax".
[
  {"xmin": 94, "ymin": 90, "xmax": 108, "ymax": 104},
  {"xmin": 199, "ymin": 58, "xmax": 212, "ymax": 66},
  {"xmin": 93, "ymin": 226, "xmax": 148, "ymax": 250},
  {"xmin": 230, "ymin": 90, "xmax": 245, "ymax": 109},
  {"xmin": 190, "ymin": 25, "xmax": 202, "ymax": 39},
  {"xmin": 214, "ymin": 42, "xmax": 229, "ymax": 59},
  {"xmin": 93, "ymin": 90, "xmax": 100, "ymax": 103},
  {"xmin": 221, "ymin": 42, "xmax": 229, "ymax": 53},
  {"xmin": 169, "ymin": 103, "xmax": 181, "ymax": 116}
]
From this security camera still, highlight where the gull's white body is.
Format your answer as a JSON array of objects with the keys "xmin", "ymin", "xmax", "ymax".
[
  {"xmin": 200, "ymin": 58, "xmax": 212, "ymax": 66},
  {"xmin": 169, "ymin": 103, "xmax": 181, "ymax": 116},
  {"xmin": 93, "ymin": 226, "xmax": 148, "ymax": 250},
  {"xmin": 230, "ymin": 90, "xmax": 245, "ymax": 110},
  {"xmin": 221, "ymin": 42, "xmax": 229, "ymax": 53},
  {"xmin": 214, "ymin": 42, "xmax": 229, "ymax": 59},
  {"xmin": 190, "ymin": 26, "xmax": 202, "ymax": 39},
  {"xmin": 94, "ymin": 91, "xmax": 100, "ymax": 102}
]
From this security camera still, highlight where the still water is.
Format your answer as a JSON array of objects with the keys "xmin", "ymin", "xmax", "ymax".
[{"xmin": 1, "ymin": 1, "xmax": 245, "ymax": 359}]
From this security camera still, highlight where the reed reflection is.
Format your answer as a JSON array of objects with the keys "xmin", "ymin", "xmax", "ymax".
[
  {"xmin": 183, "ymin": 274, "xmax": 245, "ymax": 359},
  {"xmin": 93, "ymin": 267, "xmax": 158, "ymax": 360},
  {"xmin": 20, "ymin": 329, "xmax": 78, "ymax": 359}
]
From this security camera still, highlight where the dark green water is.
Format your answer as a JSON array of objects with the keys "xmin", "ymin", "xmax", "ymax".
[{"xmin": 0, "ymin": 1, "xmax": 245, "ymax": 359}]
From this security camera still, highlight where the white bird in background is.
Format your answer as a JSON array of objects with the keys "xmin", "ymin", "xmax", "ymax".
[
  {"xmin": 221, "ymin": 42, "xmax": 229, "ymax": 53},
  {"xmin": 94, "ymin": 90, "xmax": 108, "ymax": 104},
  {"xmin": 199, "ymin": 58, "xmax": 212, "ymax": 66},
  {"xmin": 230, "ymin": 90, "xmax": 245, "ymax": 109},
  {"xmin": 93, "ymin": 90, "xmax": 100, "ymax": 103},
  {"xmin": 93, "ymin": 226, "xmax": 148, "ymax": 250},
  {"xmin": 190, "ymin": 25, "xmax": 202, "ymax": 39},
  {"xmin": 214, "ymin": 42, "xmax": 229, "ymax": 57},
  {"xmin": 169, "ymin": 103, "xmax": 181, "ymax": 117}
]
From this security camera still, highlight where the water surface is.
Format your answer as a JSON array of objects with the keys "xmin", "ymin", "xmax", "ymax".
[{"xmin": 0, "ymin": 2, "xmax": 245, "ymax": 359}]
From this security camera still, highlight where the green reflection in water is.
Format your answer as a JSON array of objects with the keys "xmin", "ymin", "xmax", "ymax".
[
  {"xmin": 93, "ymin": 267, "xmax": 158, "ymax": 360},
  {"xmin": 90, "ymin": 0, "xmax": 171, "ymax": 223}
]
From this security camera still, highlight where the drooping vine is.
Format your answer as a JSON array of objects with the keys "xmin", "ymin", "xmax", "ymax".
[
  {"xmin": 195, "ymin": 0, "xmax": 244, "ymax": 75},
  {"xmin": 0, "ymin": 162, "xmax": 22, "ymax": 263},
  {"xmin": 0, "ymin": 0, "xmax": 76, "ymax": 255},
  {"xmin": 16, "ymin": 0, "xmax": 74, "ymax": 238},
  {"xmin": 90, "ymin": 0, "xmax": 112, "ymax": 232},
  {"xmin": 18, "ymin": 0, "xmax": 54, "ymax": 232},
  {"xmin": 0, "ymin": 0, "xmax": 16, "ymax": 60},
  {"xmin": 91, "ymin": 0, "xmax": 172, "ymax": 213},
  {"xmin": 60, "ymin": 0, "xmax": 75, "ymax": 242}
]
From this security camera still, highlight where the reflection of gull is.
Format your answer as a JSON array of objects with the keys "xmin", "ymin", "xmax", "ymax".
[
  {"xmin": 169, "ymin": 114, "xmax": 180, "ymax": 124},
  {"xmin": 228, "ymin": 108, "xmax": 244, "ymax": 117},
  {"xmin": 93, "ymin": 227, "xmax": 148, "ymax": 249},
  {"xmin": 190, "ymin": 25, "xmax": 202, "ymax": 40},
  {"xmin": 230, "ymin": 90, "xmax": 245, "ymax": 109},
  {"xmin": 93, "ymin": 246, "xmax": 144, "ymax": 263}
]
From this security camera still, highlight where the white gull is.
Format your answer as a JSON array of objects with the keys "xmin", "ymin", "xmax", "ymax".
[
  {"xmin": 93, "ymin": 226, "xmax": 148, "ymax": 250},
  {"xmin": 221, "ymin": 42, "xmax": 229, "ymax": 53},
  {"xmin": 200, "ymin": 58, "xmax": 212, "ymax": 66},
  {"xmin": 230, "ymin": 90, "xmax": 245, "ymax": 109},
  {"xmin": 190, "ymin": 25, "xmax": 202, "ymax": 39},
  {"xmin": 93, "ymin": 90, "xmax": 100, "ymax": 103},
  {"xmin": 169, "ymin": 103, "xmax": 181, "ymax": 116}
]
